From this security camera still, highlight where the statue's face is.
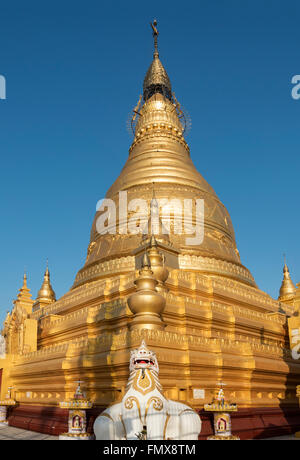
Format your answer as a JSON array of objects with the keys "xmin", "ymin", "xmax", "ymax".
[{"xmin": 130, "ymin": 341, "xmax": 159, "ymax": 373}]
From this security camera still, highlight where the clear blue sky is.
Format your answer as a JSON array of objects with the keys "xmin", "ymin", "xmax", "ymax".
[{"xmin": 0, "ymin": 0, "xmax": 299, "ymax": 325}]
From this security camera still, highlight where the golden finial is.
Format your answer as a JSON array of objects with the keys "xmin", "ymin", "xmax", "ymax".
[
  {"xmin": 283, "ymin": 253, "xmax": 289, "ymax": 273},
  {"xmin": 283, "ymin": 254, "xmax": 289, "ymax": 273},
  {"xmin": 35, "ymin": 262, "xmax": 56, "ymax": 304},
  {"xmin": 150, "ymin": 19, "xmax": 159, "ymax": 57},
  {"xmin": 143, "ymin": 20, "xmax": 172, "ymax": 101}
]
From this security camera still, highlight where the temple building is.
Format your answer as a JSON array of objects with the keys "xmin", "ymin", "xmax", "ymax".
[{"xmin": 1, "ymin": 22, "xmax": 300, "ymax": 439}]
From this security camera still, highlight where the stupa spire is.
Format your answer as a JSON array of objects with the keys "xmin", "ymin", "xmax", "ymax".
[
  {"xmin": 143, "ymin": 20, "xmax": 172, "ymax": 101},
  {"xmin": 22, "ymin": 271, "xmax": 28, "ymax": 289},
  {"xmin": 150, "ymin": 19, "xmax": 159, "ymax": 58}
]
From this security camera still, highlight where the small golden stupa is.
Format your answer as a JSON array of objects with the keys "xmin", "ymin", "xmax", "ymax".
[{"xmin": 33, "ymin": 264, "xmax": 56, "ymax": 311}]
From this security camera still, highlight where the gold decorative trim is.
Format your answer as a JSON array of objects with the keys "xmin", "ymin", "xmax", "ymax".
[
  {"xmin": 119, "ymin": 414, "xmax": 127, "ymax": 440},
  {"xmin": 163, "ymin": 413, "xmax": 170, "ymax": 440},
  {"xmin": 145, "ymin": 396, "xmax": 163, "ymax": 421},
  {"xmin": 124, "ymin": 396, "xmax": 143, "ymax": 424},
  {"xmin": 133, "ymin": 369, "xmax": 156, "ymax": 395}
]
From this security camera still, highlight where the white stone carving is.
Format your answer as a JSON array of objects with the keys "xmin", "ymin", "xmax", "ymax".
[{"xmin": 93, "ymin": 340, "xmax": 201, "ymax": 440}]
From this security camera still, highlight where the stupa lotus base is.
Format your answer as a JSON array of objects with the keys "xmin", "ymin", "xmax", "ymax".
[
  {"xmin": 0, "ymin": 421, "xmax": 9, "ymax": 426},
  {"xmin": 59, "ymin": 432, "xmax": 95, "ymax": 440}
]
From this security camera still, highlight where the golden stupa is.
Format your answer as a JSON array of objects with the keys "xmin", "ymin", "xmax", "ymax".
[{"xmin": 1, "ymin": 22, "xmax": 300, "ymax": 439}]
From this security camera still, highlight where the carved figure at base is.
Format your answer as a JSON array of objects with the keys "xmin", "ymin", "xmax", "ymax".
[
  {"xmin": 59, "ymin": 381, "xmax": 94, "ymax": 440},
  {"xmin": 93, "ymin": 340, "xmax": 201, "ymax": 440},
  {"xmin": 204, "ymin": 383, "xmax": 239, "ymax": 440}
]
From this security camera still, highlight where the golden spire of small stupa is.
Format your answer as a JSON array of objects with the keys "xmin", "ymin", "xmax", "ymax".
[
  {"xmin": 33, "ymin": 261, "xmax": 56, "ymax": 310},
  {"xmin": 278, "ymin": 255, "xmax": 296, "ymax": 301},
  {"xmin": 13, "ymin": 271, "xmax": 34, "ymax": 313}
]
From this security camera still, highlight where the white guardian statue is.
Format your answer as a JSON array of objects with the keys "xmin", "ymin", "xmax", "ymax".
[{"xmin": 93, "ymin": 341, "xmax": 201, "ymax": 440}]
